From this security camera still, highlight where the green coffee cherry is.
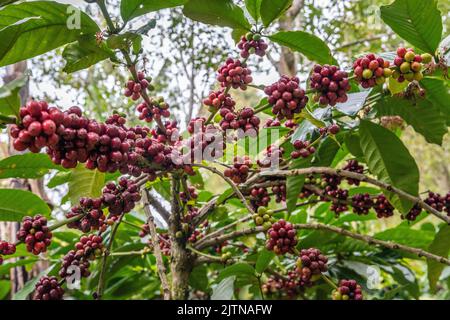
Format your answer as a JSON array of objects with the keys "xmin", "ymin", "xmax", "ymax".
[
  {"xmin": 362, "ymin": 69, "xmax": 373, "ymax": 79},
  {"xmin": 400, "ymin": 62, "xmax": 411, "ymax": 73},
  {"xmin": 404, "ymin": 51, "xmax": 415, "ymax": 62},
  {"xmin": 421, "ymin": 53, "xmax": 433, "ymax": 64}
]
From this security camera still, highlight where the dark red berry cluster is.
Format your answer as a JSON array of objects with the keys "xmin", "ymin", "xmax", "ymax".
[
  {"xmin": 151, "ymin": 120, "xmax": 180, "ymax": 145},
  {"xmin": 10, "ymin": 100, "xmax": 59, "ymax": 152},
  {"xmin": 343, "ymin": 160, "xmax": 364, "ymax": 185},
  {"xmin": 444, "ymin": 193, "xmax": 450, "ymax": 215},
  {"xmin": 353, "ymin": 53, "xmax": 391, "ymax": 88},
  {"xmin": 332, "ymin": 279, "xmax": 363, "ymax": 300},
  {"xmin": 266, "ymin": 219, "xmax": 297, "ymax": 255},
  {"xmin": 237, "ymin": 33, "xmax": 268, "ymax": 58},
  {"xmin": 310, "ymin": 64, "xmax": 350, "ymax": 106},
  {"xmin": 74, "ymin": 234, "xmax": 104, "ymax": 260},
  {"xmin": 188, "ymin": 221, "xmax": 209, "ymax": 243},
  {"xmin": 183, "ymin": 206, "xmax": 200, "ymax": 223},
  {"xmin": 257, "ymin": 145, "xmax": 284, "ymax": 168},
  {"xmin": 66, "ymin": 197, "xmax": 105, "ymax": 232},
  {"xmin": 158, "ymin": 233, "xmax": 171, "ymax": 256},
  {"xmin": 136, "ymin": 97, "xmax": 170, "ymax": 123},
  {"xmin": 264, "ymin": 119, "xmax": 281, "ymax": 128},
  {"xmin": 403, "ymin": 204, "xmax": 422, "ymax": 221},
  {"xmin": 124, "ymin": 71, "xmax": 150, "ymax": 100},
  {"xmin": 217, "ymin": 58, "xmax": 252, "ymax": 90},
  {"xmin": 319, "ymin": 123, "xmax": 340, "ymax": 136},
  {"xmin": 220, "ymin": 107, "xmax": 260, "ymax": 136},
  {"xmin": 180, "ymin": 186, "xmax": 198, "ymax": 204},
  {"xmin": 250, "ymin": 187, "xmax": 271, "ymax": 208},
  {"xmin": 373, "ymin": 194, "xmax": 394, "ymax": 218},
  {"xmin": 17, "ymin": 215, "xmax": 52, "ymax": 255},
  {"xmin": 351, "ymin": 193, "xmax": 373, "ymax": 215},
  {"xmin": 296, "ymin": 248, "xmax": 328, "ymax": 286},
  {"xmin": 102, "ymin": 177, "xmax": 141, "ymax": 216},
  {"xmin": 224, "ymin": 156, "xmax": 252, "ymax": 183},
  {"xmin": 59, "ymin": 249, "xmax": 92, "ymax": 279},
  {"xmin": 329, "ymin": 188, "xmax": 349, "ymax": 215},
  {"xmin": 264, "ymin": 76, "xmax": 308, "ymax": 120},
  {"xmin": 33, "ymin": 276, "xmax": 64, "ymax": 300},
  {"xmin": 393, "ymin": 48, "xmax": 425, "ymax": 83},
  {"xmin": 139, "ymin": 223, "xmax": 150, "ymax": 238},
  {"xmin": 0, "ymin": 241, "xmax": 16, "ymax": 265},
  {"xmin": 272, "ymin": 184, "xmax": 286, "ymax": 203},
  {"xmin": 291, "ymin": 140, "xmax": 316, "ymax": 159},
  {"xmin": 424, "ymin": 192, "xmax": 445, "ymax": 212},
  {"xmin": 203, "ymin": 89, "xmax": 236, "ymax": 112}
]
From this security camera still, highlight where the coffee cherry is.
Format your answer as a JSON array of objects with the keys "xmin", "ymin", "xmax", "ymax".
[
  {"xmin": 237, "ymin": 33, "xmax": 268, "ymax": 58},
  {"xmin": 33, "ymin": 276, "xmax": 64, "ymax": 300},
  {"xmin": 257, "ymin": 145, "xmax": 284, "ymax": 168},
  {"xmin": 217, "ymin": 58, "xmax": 252, "ymax": 90},
  {"xmin": 59, "ymin": 249, "xmax": 92, "ymax": 279},
  {"xmin": 329, "ymin": 188, "xmax": 349, "ymax": 216},
  {"xmin": 290, "ymin": 140, "xmax": 316, "ymax": 159},
  {"xmin": 17, "ymin": 215, "xmax": 52, "ymax": 255},
  {"xmin": 310, "ymin": 64, "xmax": 350, "ymax": 106},
  {"xmin": 402, "ymin": 204, "xmax": 422, "ymax": 221},
  {"xmin": 421, "ymin": 53, "xmax": 434, "ymax": 64},
  {"xmin": 264, "ymin": 76, "xmax": 308, "ymax": 120},
  {"xmin": 295, "ymin": 248, "xmax": 328, "ymax": 286},
  {"xmin": 101, "ymin": 177, "xmax": 141, "ymax": 216},
  {"xmin": 203, "ymin": 89, "xmax": 236, "ymax": 112},
  {"xmin": 74, "ymin": 234, "xmax": 104, "ymax": 260},
  {"xmin": 342, "ymin": 160, "xmax": 364, "ymax": 185},
  {"xmin": 139, "ymin": 223, "xmax": 150, "ymax": 238},
  {"xmin": 219, "ymin": 107, "xmax": 259, "ymax": 138},
  {"xmin": 188, "ymin": 220, "xmax": 209, "ymax": 243},
  {"xmin": 0, "ymin": 240, "xmax": 16, "ymax": 265},
  {"xmin": 351, "ymin": 193, "xmax": 374, "ymax": 215},
  {"xmin": 424, "ymin": 192, "xmax": 445, "ymax": 212},
  {"xmin": 332, "ymin": 279, "xmax": 363, "ymax": 300},
  {"xmin": 137, "ymin": 97, "xmax": 170, "ymax": 123},
  {"xmin": 250, "ymin": 187, "xmax": 271, "ymax": 209},
  {"xmin": 66, "ymin": 197, "xmax": 105, "ymax": 232},
  {"xmin": 252, "ymin": 206, "xmax": 275, "ymax": 229},
  {"xmin": 224, "ymin": 156, "xmax": 252, "ymax": 184},
  {"xmin": 380, "ymin": 115, "xmax": 405, "ymax": 130},
  {"xmin": 373, "ymin": 194, "xmax": 394, "ymax": 218},
  {"xmin": 272, "ymin": 184, "xmax": 286, "ymax": 203},
  {"xmin": 265, "ymin": 219, "xmax": 297, "ymax": 255},
  {"xmin": 124, "ymin": 71, "xmax": 151, "ymax": 100},
  {"xmin": 393, "ymin": 48, "xmax": 424, "ymax": 83},
  {"xmin": 353, "ymin": 53, "xmax": 391, "ymax": 88}
]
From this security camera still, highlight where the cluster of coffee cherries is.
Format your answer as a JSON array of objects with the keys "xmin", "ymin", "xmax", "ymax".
[
  {"xmin": 310, "ymin": 64, "xmax": 350, "ymax": 106},
  {"xmin": 102, "ymin": 178, "xmax": 141, "ymax": 216},
  {"xmin": 224, "ymin": 156, "xmax": 252, "ymax": 184},
  {"xmin": 264, "ymin": 76, "xmax": 308, "ymax": 120},
  {"xmin": 318, "ymin": 123, "xmax": 340, "ymax": 136},
  {"xmin": 393, "ymin": 48, "xmax": 431, "ymax": 83},
  {"xmin": 353, "ymin": 54, "xmax": 392, "ymax": 88},
  {"xmin": 332, "ymin": 279, "xmax": 363, "ymax": 300},
  {"xmin": 266, "ymin": 219, "xmax": 297, "ymax": 255},
  {"xmin": 66, "ymin": 197, "xmax": 105, "ymax": 232},
  {"xmin": 295, "ymin": 248, "xmax": 328, "ymax": 287},
  {"xmin": 373, "ymin": 194, "xmax": 395, "ymax": 218},
  {"xmin": 252, "ymin": 206, "xmax": 275, "ymax": 230},
  {"xmin": 180, "ymin": 186, "xmax": 198, "ymax": 204},
  {"xmin": 264, "ymin": 119, "xmax": 296, "ymax": 129},
  {"xmin": 124, "ymin": 71, "xmax": 151, "ymax": 100},
  {"xmin": 351, "ymin": 193, "xmax": 374, "ymax": 215},
  {"xmin": 202, "ymin": 89, "xmax": 236, "ymax": 112},
  {"xmin": 0, "ymin": 241, "xmax": 16, "ymax": 265},
  {"xmin": 158, "ymin": 233, "xmax": 172, "ymax": 256},
  {"xmin": 17, "ymin": 215, "xmax": 52, "ymax": 255},
  {"xmin": 188, "ymin": 220, "xmax": 209, "ymax": 243},
  {"xmin": 237, "ymin": 32, "xmax": 268, "ymax": 58},
  {"xmin": 342, "ymin": 159, "xmax": 364, "ymax": 185},
  {"xmin": 219, "ymin": 107, "xmax": 260, "ymax": 137},
  {"xmin": 10, "ymin": 100, "xmax": 59, "ymax": 152},
  {"xmin": 250, "ymin": 186, "xmax": 271, "ymax": 208},
  {"xmin": 33, "ymin": 276, "xmax": 64, "ymax": 300},
  {"xmin": 74, "ymin": 234, "xmax": 104, "ymax": 260},
  {"xmin": 136, "ymin": 96, "xmax": 170, "ymax": 122},
  {"xmin": 291, "ymin": 140, "xmax": 316, "ymax": 159},
  {"xmin": 272, "ymin": 184, "xmax": 287, "ymax": 203},
  {"xmin": 257, "ymin": 145, "xmax": 284, "ymax": 168},
  {"xmin": 185, "ymin": 117, "xmax": 224, "ymax": 162},
  {"xmin": 217, "ymin": 58, "xmax": 253, "ymax": 90}
]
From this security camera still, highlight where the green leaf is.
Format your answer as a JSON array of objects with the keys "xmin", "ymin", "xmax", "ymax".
[
  {"xmin": 255, "ymin": 249, "xmax": 275, "ymax": 274},
  {"xmin": 121, "ymin": 0, "xmax": 187, "ymax": 22},
  {"xmin": 375, "ymin": 226, "xmax": 434, "ymax": 249},
  {"xmin": 291, "ymin": 107, "xmax": 331, "ymax": 142},
  {"xmin": 0, "ymin": 189, "xmax": 50, "ymax": 221},
  {"xmin": 388, "ymin": 76, "xmax": 408, "ymax": 95},
  {"xmin": 62, "ymin": 35, "xmax": 114, "ymax": 73},
  {"xmin": 344, "ymin": 131, "xmax": 364, "ymax": 158},
  {"xmin": 211, "ymin": 276, "xmax": 235, "ymax": 300},
  {"xmin": 374, "ymin": 96, "xmax": 447, "ymax": 145},
  {"xmin": 286, "ymin": 157, "xmax": 310, "ymax": 213},
  {"xmin": 231, "ymin": 28, "xmax": 247, "ymax": 44},
  {"xmin": 183, "ymin": 0, "xmax": 251, "ymax": 30},
  {"xmin": 47, "ymin": 171, "xmax": 71, "ymax": 188},
  {"xmin": 218, "ymin": 263, "xmax": 255, "ymax": 281},
  {"xmin": 420, "ymin": 77, "xmax": 450, "ymax": 125},
  {"xmin": 0, "ymin": 153, "xmax": 63, "ymax": 179},
  {"xmin": 0, "ymin": 280, "xmax": 10, "ymax": 300},
  {"xmin": 269, "ymin": 31, "xmax": 335, "ymax": 65},
  {"xmin": 260, "ymin": 0, "xmax": 292, "ymax": 27},
  {"xmin": 245, "ymin": 0, "xmax": 262, "ymax": 22},
  {"xmin": 12, "ymin": 265, "xmax": 56, "ymax": 300},
  {"xmin": 427, "ymin": 225, "xmax": 450, "ymax": 292},
  {"xmin": 312, "ymin": 134, "xmax": 344, "ymax": 167},
  {"xmin": 67, "ymin": 165, "xmax": 105, "ymax": 205},
  {"xmin": 0, "ymin": 72, "xmax": 28, "ymax": 117},
  {"xmin": 359, "ymin": 120, "xmax": 419, "ymax": 213},
  {"xmin": 189, "ymin": 265, "xmax": 209, "ymax": 292},
  {"xmin": 0, "ymin": 1, "xmax": 99, "ymax": 67},
  {"xmin": 380, "ymin": 0, "xmax": 443, "ymax": 53}
]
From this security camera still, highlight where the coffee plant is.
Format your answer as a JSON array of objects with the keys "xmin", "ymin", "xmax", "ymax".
[{"xmin": 0, "ymin": 0, "xmax": 449, "ymax": 301}]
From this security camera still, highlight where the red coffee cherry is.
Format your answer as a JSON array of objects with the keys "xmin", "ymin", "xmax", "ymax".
[
  {"xmin": 237, "ymin": 32, "xmax": 268, "ymax": 58},
  {"xmin": 66, "ymin": 197, "xmax": 105, "ymax": 233},
  {"xmin": 373, "ymin": 194, "xmax": 394, "ymax": 218},
  {"xmin": 332, "ymin": 279, "xmax": 363, "ymax": 300},
  {"xmin": 17, "ymin": 215, "xmax": 52, "ymax": 255},
  {"xmin": 0, "ymin": 240, "xmax": 16, "ymax": 265},
  {"xmin": 329, "ymin": 188, "xmax": 349, "ymax": 216},
  {"xmin": 137, "ymin": 96, "xmax": 170, "ymax": 122},
  {"xmin": 310, "ymin": 64, "xmax": 350, "ymax": 106},
  {"xmin": 250, "ymin": 187, "xmax": 271, "ymax": 208},
  {"xmin": 265, "ymin": 219, "xmax": 297, "ymax": 255},
  {"xmin": 424, "ymin": 192, "xmax": 445, "ymax": 212},
  {"xmin": 265, "ymin": 76, "xmax": 308, "ymax": 120},
  {"xmin": 353, "ymin": 53, "xmax": 391, "ymax": 88},
  {"xmin": 224, "ymin": 156, "xmax": 253, "ymax": 184},
  {"xmin": 59, "ymin": 249, "xmax": 92, "ymax": 279},
  {"xmin": 257, "ymin": 145, "xmax": 284, "ymax": 168},
  {"xmin": 393, "ymin": 47, "xmax": 424, "ymax": 83},
  {"xmin": 180, "ymin": 186, "xmax": 198, "ymax": 204},
  {"xmin": 343, "ymin": 159, "xmax": 364, "ymax": 185},
  {"xmin": 217, "ymin": 58, "xmax": 253, "ymax": 90},
  {"xmin": 291, "ymin": 140, "xmax": 316, "ymax": 159},
  {"xmin": 74, "ymin": 234, "xmax": 104, "ymax": 260},
  {"xmin": 220, "ymin": 107, "xmax": 260, "ymax": 137},
  {"xmin": 124, "ymin": 71, "xmax": 151, "ymax": 100},
  {"xmin": 351, "ymin": 193, "xmax": 374, "ymax": 215},
  {"xmin": 272, "ymin": 184, "xmax": 286, "ymax": 203},
  {"xmin": 33, "ymin": 276, "xmax": 64, "ymax": 300},
  {"xmin": 296, "ymin": 248, "xmax": 328, "ymax": 286},
  {"xmin": 203, "ymin": 89, "xmax": 236, "ymax": 112},
  {"xmin": 101, "ymin": 177, "xmax": 141, "ymax": 216},
  {"xmin": 319, "ymin": 123, "xmax": 340, "ymax": 136}
]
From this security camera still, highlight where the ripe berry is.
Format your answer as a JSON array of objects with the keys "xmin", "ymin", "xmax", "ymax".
[
  {"xmin": 351, "ymin": 193, "xmax": 374, "ymax": 215},
  {"xmin": 424, "ymin": 192, "xmax": 445, "ymax": 212},
  {"xmin": 203, "ymin": 89, "xmax": 236, "ymax": 112},
  {"xmin": 217, "ymin": 58, "xmax": 252, "ymax": 90},
  {"xmin": 17, "ymin": 215, "xmax": 52, "ymax": 255},
  {"xmin": 353, "ymin": 54, "xmax": 391, "ymax": 88},
  {"xmin": 342, "ymin": 160, "xmax": 364, "ymax": 185},
  {"xmin": 224, "ymin": 156, "xmax": 252, "ymax": 184},
  {"xmin": 137, "ymin": 97, "xmax": 170, "ymax": 122},
  {"xmin": 290, "ymin": 140, "xmax": 315, "ymax": 159},
  {"xmin": 66, "ymin": 197, "xmax": 105, "ymax": 232},
  {"xmin": 332, "ymin": 279, "xmax": 363, "ymax": 300},
  {"xmin": 402, "ymin": 204, "xmax": 422, "ymax": 221},
  {"xmin": 265, "ymin": 219, "xmax": 297, "ymax": 255},
  {"xmin": 0, "ymin": 240, "xmax": 16, "ymax": 265},
  {"xmin": 310, "ymin": 64, "xmax": 350, "ymax": 106},
  {"xmin": 373, "ymin": 194, "xmax": 394, "ymax": 218},
  {"xmin": 295, "ymin": 248, "xmax": 328, "ymax": 286},
  {"xmin": 101, "ymin": 177, "xmax": 141, "ymax": 216},
  {"xmin": 393, "ymin": 48, "xmax": 424, "ymax": 83},
  {"xmin": 264, "ymin": 76, "xmax": 308, "ymax": 120},
  {"xmin": 257, "ymin": 145, "xmax": 284, "ymax": 168},
  {"xmin": 237, "ymin": 33, "xmax": 268, "ymax": 58},
  {"xmin": 33, "ymin": 276, "xmax": 64, "ymax": 300}
]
